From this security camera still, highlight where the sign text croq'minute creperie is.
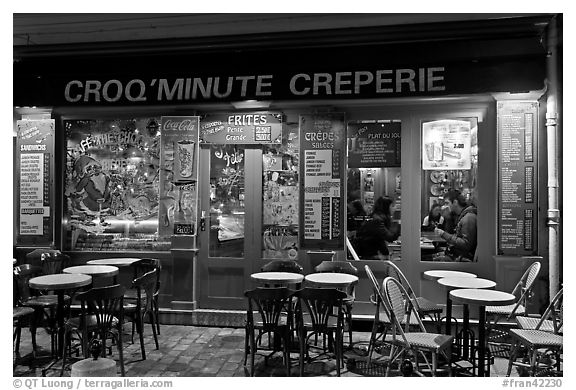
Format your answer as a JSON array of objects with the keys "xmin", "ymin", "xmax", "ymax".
[{"xmin": 62, "ymin": 67, "xmax": 446, "ymax": 104}]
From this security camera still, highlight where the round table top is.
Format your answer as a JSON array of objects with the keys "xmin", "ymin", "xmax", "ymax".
[
  {"xmin": 423, "ymin": 270, "xmax": 477, "ymax": 281},
  {"xmin": 63, "ymin": 265, "xmax": 119, "ymax": 277},
  {"xmin": 29, "ymin": 273, "xmax": 92, "ymax": 290},
  {"xmin": 305, "ymin": 272, "xmax": 359, "ymax": 286},
  {"xmin": 438, "ymin": 277, "xmax": 496, "ymax": 290},
  {"xmin": 86, "ymin": 258, "xmax": 141, "ymax": 267},
  {"xmin": 450, "ymin": 288, "xmax": 516, "ymax": 306},
  {"xmin": 250, "ymin": 272, "xmax": 304, "ymax": 284}
]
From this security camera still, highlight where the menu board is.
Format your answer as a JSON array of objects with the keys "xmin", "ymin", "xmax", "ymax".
[
  {"xmin": 347, "ymin": 120, "xmax": 401, "ymax": 168},
  {"xmin": 159, "ymin": 116, "xmax": 200, "ymax": 236},
  {"xmin": 299, "ymin": 113, "xmax": 346, "ymax": 250},
  {"xmin": 497, "ymin": 101, "xmax": 538, "ymax": 255},
  {"xmin": 422, "ymin": 119, "xmax": 473, "ymax": 170},
  {"xmin": 200, "ymin": 113, "xmax": 282, "ymax": 144},
  {"xmin": 17, "ymin": 119, "xmax": 55, "ymax": 245}
]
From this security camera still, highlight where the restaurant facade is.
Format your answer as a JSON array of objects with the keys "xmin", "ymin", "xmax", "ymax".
[{"xmin": 13, "ymin": 14, "xmax": 562, "ymax": 320}]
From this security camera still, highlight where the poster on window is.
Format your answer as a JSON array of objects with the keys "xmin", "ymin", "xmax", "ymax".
[
  {"xmin": 159, "ymin": 116, "xmax": 200, "ymax": 236},
  {"xmin": 17, "ymin": 119, "xmax": 55, "ymax": 244},
  {"xmin": 63, "ymin": 118, "xmax": 171, "ymax": 251},
  {"xmin": 422, "ymin": 119, "xmax": 473, "ymax": 170},
  {"xmin": 299, "ymin": 113, "xmax": 346, "ymax": 250}
]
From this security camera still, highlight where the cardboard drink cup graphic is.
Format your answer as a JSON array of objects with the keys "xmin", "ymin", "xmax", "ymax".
[{"xmin": 177, "ymin": 140, "xmax": 195, "ymax": 178}]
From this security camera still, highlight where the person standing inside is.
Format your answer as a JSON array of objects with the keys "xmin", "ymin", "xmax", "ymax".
[{"xmin": 434, "ymin": 189, "xmax": 477, "ymax": 262}]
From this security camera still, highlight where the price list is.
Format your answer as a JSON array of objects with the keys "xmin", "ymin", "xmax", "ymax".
[
  {"xmin": 347, "ymin": 121, "xmax": 401, "ymax": 168},
  {"xmin": 497, "ymin": 102, "xmax": 538, "ymax": 255},
  {"xmin": 299, "ymin": 113, "xmax": 346, "ymax": 249},
  {"xmin": 17, "ymin": 119, "xmax": 55, "ymax": 245}
]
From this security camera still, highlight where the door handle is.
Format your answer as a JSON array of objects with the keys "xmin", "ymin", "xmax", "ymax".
[{"xmin": 200, "ymin": 210, "xmax": 207, "ymax": 231}]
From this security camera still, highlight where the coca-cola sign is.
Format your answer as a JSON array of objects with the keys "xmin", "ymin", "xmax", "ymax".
[{"xmin": 163, "ymin": 119, "xmax": 198, "ymax": 131}]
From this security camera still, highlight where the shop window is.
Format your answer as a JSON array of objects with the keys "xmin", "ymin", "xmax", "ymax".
[
  {"xmin": 346, "ymin": 120, "xmax": 402, "ymax": 261},
  {"xmin": 420, "ymin": 118, "xmax": 479, "ymax": 262},
  {"xmin": 261, "ymin": 122, "xmax": 299, "ymax": 259},
  {"xmin": 63, "ymin": 118, "xmax": 170, "ymax": 251}
]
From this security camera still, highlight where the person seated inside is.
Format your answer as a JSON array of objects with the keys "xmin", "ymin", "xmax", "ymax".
[
  {"xmin": 433, "ymin": 189, "xmax": 477, "ymax": 262},
  {"xmin": 347, "ymin": 190, "xmax": 367, "ymax": 233},
  {"xmin": 354, "ymin": 196, "xmax": 400, "ymax": 260},
  {"xmin": 421, "ymin": 203, "xmax": 444, "ymax": 231},
  {"xmin": 439, "ymin": 203, "xmax": 458, "ymax": 234}
]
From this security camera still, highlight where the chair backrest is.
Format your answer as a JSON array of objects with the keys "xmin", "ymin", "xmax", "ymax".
[
  {"xmin": 382, "ymin": 260, "xmax": 421, "ymax": 311},
  {"xmin": 315, "ymin": 261, "xmax": 358, "ymax": 275},
  {"xmin": 77, "ymin": 284, "xmax": 126, "ymax": 332},
  {"xmin": 364, "ymin": 264, "xmax": 391, "ymax": 321},
  {"xmin": 38, "ymin": 251, "xmax": 70, "ymax": 275},
  {"xmin": 509, "ymin": 261, "xmax": 541, "ymax": 317},
  {"xmin": 382, "ymin": 277, "xmax": 426, "ymax": 346},
  {"xmin": 364, "ymin": 264, "xmax": 380, "ymax": 304},
  {"xmin": 13, "ymin": 264, "xmax": 43, "ymax": 303},
  {"xmin": 537, "ymin": 288, "xmax": 563, "ymax": 333},
  {"xmin": 132, "ymin": 258, "xmax": 161, "ymax": 294},
  {"xmin": 132, "ymin": 270, "xmax": 157, "ymax": 313},
  {"xmin": 25, "ymin": 249, "xmax": 61, "ymax": 267},
  {"xmin": 261, "ymin": 259, "xmax": 304, "ymax": 274},
  {"xmin": 295, "ymin": 287, "xmax": 347, "ymax": 332},
  {"xmin": 244, "ymin": 287, "xmax": 294, "ymax": 332}
]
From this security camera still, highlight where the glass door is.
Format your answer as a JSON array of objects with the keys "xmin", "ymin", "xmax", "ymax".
[{"xmin": 197, "ymin": 144, "xmax": 262, "ymax": 309}]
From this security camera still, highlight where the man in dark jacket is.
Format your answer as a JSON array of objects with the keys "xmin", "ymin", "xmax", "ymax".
[{"xmin": 434, "ymin": 189, "xmax": 477, "ymax": 262}]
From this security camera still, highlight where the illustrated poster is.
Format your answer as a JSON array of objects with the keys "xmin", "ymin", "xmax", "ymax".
[
  {"xmin": 159, "ymin": 116, "xmax": 200, "ymax": 236},
  {"xmin": 422, "ymin": 119, "xmax": 473, "ymax": 170}
]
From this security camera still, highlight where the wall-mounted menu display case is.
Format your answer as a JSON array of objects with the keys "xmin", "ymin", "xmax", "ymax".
[{"xmin": 63, "ymin": 118, "xmax": 170, "ymax": 251}]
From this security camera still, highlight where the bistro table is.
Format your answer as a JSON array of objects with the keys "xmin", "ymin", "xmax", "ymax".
[
  {"xmin": 450, "ymin": 288, "xmax": 516, "ymax": 377},
  {"xmin": 423, "ymin": 270, "xmax": 477, "ymax": 338},
  {"xmin": 250, "ymin": 272, "xmax": 304, "ymax": 288},
  {"xmin": 423, "ymin": 270, "xmax": 477, "ymax": 281},
  {"xmin": 305, "ymin": 272, "xmax": 359, "ymax": 289},
  {"xmin": 63, "ymin": 265, "xmax": 119, "ymax": 285},
  {"xmin": 87, "ymin": 258, "xmax": 142, "ymax": 286},
  {"xmin": 437, "ymin": 277, "xmax": 497, "ymax": 360},
  {"xmin": 86, "ymin": 258, "xmax": 141, "ymax": 267},
  {"xmin": 29, "ymin": 273, "xmax": 92, "ymax": 375}
]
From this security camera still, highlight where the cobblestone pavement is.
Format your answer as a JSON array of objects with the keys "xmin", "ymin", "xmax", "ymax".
[{"xmin": 13, "ymin": 324, "xmax": 518, "ymax": 377}]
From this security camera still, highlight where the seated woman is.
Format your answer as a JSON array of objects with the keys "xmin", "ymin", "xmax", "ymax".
[
  {"xmin": 422, "ymin": 203, "xmax": 444, "ymax": 231},
  {"xmin": 354, "ymin": 196, "xmax": 400, "ymax": 260}
]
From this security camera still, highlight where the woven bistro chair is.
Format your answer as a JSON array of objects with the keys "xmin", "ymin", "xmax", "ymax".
[
  {"xmin": 381, "ymin": 277, "xmax": 453, "ymax": 377},
  {"xmin": 506, "ymin": 289, "xmax": 563, "ymax": 377},
  {"xmin": 516, "ymin": 288, "xmax": 563, "ymax": 333},
  {"xmin": 383, "ymin": 261, "xmax": 443, "ymax": 331},
  {"xmin": 364, "ymin": 264, "xmax": 392, "ymax": 364},
  {"xmin": 314, "ymin": 260, "xmax": 358, "ymax": 346},
  {"xmin": 364, "ymin": 265, "xmax": 422, "ymax": 364},
  {"xmin": 486, "ymin": 262, "xmax": 541, "ymax": 351},
  {"xmin": 243, "ymin": 287, "xmax": 295, "ymax": 376}
]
